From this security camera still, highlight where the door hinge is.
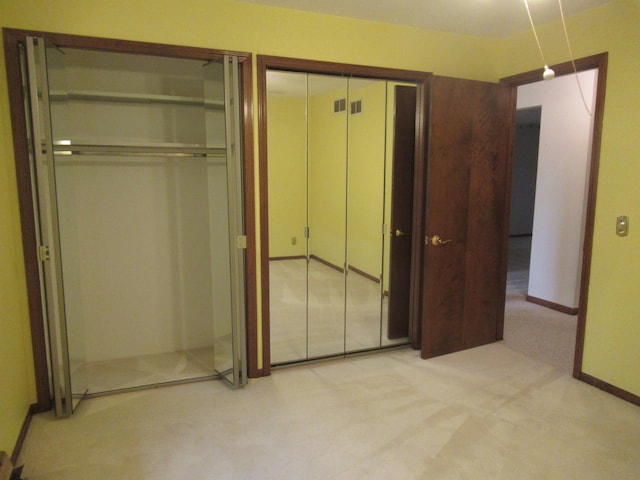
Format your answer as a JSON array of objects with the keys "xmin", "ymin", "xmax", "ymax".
[
  {"xmin": 237, "ymin": 235, "xmax": 247, "ymax": 249},
  {"xmin": 304, "ymin": 226, "xmax": 310, "ymax": 239},
  {"xmin": 38, "ymin": 245, "xmax": 51, "ymax": 262}
]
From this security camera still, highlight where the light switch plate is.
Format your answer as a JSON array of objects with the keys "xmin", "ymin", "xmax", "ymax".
[{"xmin": 616, "ymin": 215, "xmax": 629, "ymax": 237}]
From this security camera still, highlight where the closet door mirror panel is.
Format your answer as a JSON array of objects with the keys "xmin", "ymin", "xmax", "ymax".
[
  {"xmin": 345, "ymin": 78, "xmax": 386, "ymax": 352},
  {"xmin": 266, "ymin": 71, "xmax": 309, "ymax": 364},
  {"xmin": 306, "ymin": 74, "xmax": 348, "ymax": 359},
  {"xmin": 205, "ymin": 59, "xmax": 234, "ymax": 378},
  {"xmin": 30, "ymin": 39, "xmax": 79, "ymax": 414},
  {"xmin": 265, "ymin": 68, "xmax": 416, "ymax": 365}
]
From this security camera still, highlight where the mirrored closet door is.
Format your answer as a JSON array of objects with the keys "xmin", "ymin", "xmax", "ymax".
[
  {"xmin": 267, "ymin": 70, "xmax": 416, "ymax": 364},
  {"xmin": 22, "ymin": 37, "xmax": 247, "ymax": 416}
]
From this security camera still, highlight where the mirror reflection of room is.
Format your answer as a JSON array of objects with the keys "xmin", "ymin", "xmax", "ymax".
[{"xmin": 266, "ymin": 70, "xmax": 416, "ymax": 364}]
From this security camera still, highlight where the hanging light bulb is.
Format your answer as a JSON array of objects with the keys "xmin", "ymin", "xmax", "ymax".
[{"xmin": 543, "ymin": 65, "xmax": 556, "ymax": 81}]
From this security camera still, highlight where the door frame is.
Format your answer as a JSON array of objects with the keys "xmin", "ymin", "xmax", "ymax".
[
  {"xmin": 256, "ymin": 55, "xmax": 431, "ymax": 375},
  {"xmin": 2, "ymin": 28, "xmax": 257, "ymax": 411},
  {"xmin": 500, "ymin": 53, "xmax": 609, "ymax": 379}
]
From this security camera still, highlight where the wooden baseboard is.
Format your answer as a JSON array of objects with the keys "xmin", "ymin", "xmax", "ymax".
[
  {"xmin": 309, "ymin": 255, "xmax": 344, "ymax": 273},
  {"xmin": 269, "ymin": 255, "xmax": 306, "ymax": 261},
  {"xmin": 526, "ymin": 295, "xmax": 579, "ymax": 315},
  {"xmin": 308, "ymin": 255, "xmax": 382, "ymax": 284},
  {"xmin": 348, "ymin": 265, "xmax": 380, "ymax": 284},
  {"xmin": 11, "ymin": 403, "xmax": 36, "ymax": 464},
  {"xmin": 579, "ymin": 372, "xmax": 640, "ymax": 406},
  {"xmin": 249, "ymin": 367, "xmax": 270, "ymax": 378}
]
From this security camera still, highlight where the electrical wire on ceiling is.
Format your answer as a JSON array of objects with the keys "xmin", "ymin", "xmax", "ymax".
[
  {"xmin": 557, "ymin": 0, "xmax": 593, "ymax": 116},
  {"xmin": 524, "ymin": 0, "xmax": 555, "ymax": 80},
  {"xmin": 523, "ymin": 0, "xmax": 594, "ymax": 116}
]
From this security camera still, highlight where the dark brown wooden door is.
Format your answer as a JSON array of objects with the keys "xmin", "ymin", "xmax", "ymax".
[
  {"xmin": 421, "ymin": 76, "xmax": 513, "ymax": 358},
  {"xmin": 387, "ymin": 85, "xmax": 417, "ymax": 339}
]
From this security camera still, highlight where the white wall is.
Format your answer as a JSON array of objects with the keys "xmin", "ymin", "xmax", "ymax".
[
  {"xmin": 517, "ymin": 69, "xmax": 597, "ymax": 309},
  {"xmin": 53, "ymin": 50, "xmax": 229, "ymax": 363}
]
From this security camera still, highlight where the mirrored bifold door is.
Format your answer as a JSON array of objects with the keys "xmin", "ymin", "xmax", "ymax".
[
  {"xmin": 268, "ymin": 71, "xmax": 413, "ymax": 364},
  {"xmin": 22, "ymin": 37, "xmax": 247, "ymax": 416}
]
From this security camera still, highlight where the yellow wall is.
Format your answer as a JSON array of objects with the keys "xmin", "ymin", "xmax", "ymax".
[
  {"xmin": 308, "ymin": 86, "xmax": 348, "ymax": 266},
  {"xmin": 347, "ymin": 81, "xmax": 386, "ymax": 278},
  {"xmin": 1, "ymin": 0, "xmax": 638, "ymax": 455},
  {"xmin": 0, "ymin": 49, "xmax": 36, "ymax": 453},
  {"xmin": 495, "ymin": 0, "xmax": 640, "ymax": 397},
  {"xmin": 266, "ymin": 94, "xmax": 307, "ymax": 258}
]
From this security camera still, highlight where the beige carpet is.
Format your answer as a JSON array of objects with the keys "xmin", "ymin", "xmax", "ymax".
[
  {"xmin": 503, "ymin": 236, "xmax": 578, "ymax": 374},
  {"xmin": 19, "ymin": 345, "xmax": 640, "ymax": 479}
]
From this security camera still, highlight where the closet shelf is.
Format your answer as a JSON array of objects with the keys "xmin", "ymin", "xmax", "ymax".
[
  {"xmin": 51, "ymin": 142, "xmax": 227, "ymax": 157},
  {"xmin": 49, "ymin": 89, "xmax": 225, "ymax": 108}
]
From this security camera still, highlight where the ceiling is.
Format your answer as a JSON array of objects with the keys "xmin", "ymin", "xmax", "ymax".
[{"xmin": 237, "ymin": 0, "xmax": 611, "ymax": 38}]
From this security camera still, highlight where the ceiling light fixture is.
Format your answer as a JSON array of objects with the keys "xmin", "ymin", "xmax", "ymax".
[
  {"xmin": 523, "ymin": 0, "xmax": 593, "ymax": 116},
  {"xmin": 524, "ymin": 0, "xmax": 555, "ymax": 81}
]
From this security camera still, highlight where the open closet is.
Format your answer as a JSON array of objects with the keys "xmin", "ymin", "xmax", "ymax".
[{"xmin": 11, "ymin": 33, "xmax": 250, "ymax": 416}]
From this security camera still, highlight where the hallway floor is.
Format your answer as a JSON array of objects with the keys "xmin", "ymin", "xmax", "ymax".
[
  {"xmin": 18, "ymin": 345, "xmax": 640, "ymax": 479},
  {"xmin": 504, "ymin": 235, "xmax": 578, "ymax": 373}
]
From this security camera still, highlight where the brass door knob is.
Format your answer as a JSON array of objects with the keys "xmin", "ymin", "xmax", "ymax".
[
  {"xmin": 395, "ymin": 229, "xmax": 406, "ymax": 237},
  {"xmin": 425, "ymin": 234, "xmax": 452, "ymax": 246}
]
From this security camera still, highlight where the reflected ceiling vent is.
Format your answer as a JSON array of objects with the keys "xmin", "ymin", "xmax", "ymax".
[
  {"xmin": 334, "ymin": 98, "xmax": 346, "ymax": 113},
  {"xmin": 350, "ymin": 99, "xmax": 362, "ymax": 115}
]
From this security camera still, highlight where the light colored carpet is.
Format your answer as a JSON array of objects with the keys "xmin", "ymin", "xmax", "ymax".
[
  {"xmin": 18, "ymin": 345, "xmax": 640, "ymax": 479},
  {"xmin": 269, "ymin": 258, "xmax": 406, "ymax": 365},
  {"xmin": 503, "ymin": 236, "xmax": 577, "ymax": 373}
]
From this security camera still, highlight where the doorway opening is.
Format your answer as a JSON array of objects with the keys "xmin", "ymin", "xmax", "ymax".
[
  {"xmin": 501, "ymin": 55, "xmax": 608, "ymax": 377},
  {"xmin": 505, "ymin": 106, "xmax": 578, "ymax": 372}
]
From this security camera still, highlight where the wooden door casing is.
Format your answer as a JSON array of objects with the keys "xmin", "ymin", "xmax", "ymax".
[{"xmin": 421, "ymin": 76, "xmax": 513, "ymax": 359}]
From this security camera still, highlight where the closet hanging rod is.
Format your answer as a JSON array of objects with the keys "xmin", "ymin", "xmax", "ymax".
[
  {"xmin": 51, "ymin": 144, "xmax": 226, "ymax": 157},
  {"xmin": 48, "ymin": 89, "xmax": 226, "ymax": 108},
  {"xmin": 53, "ymin": 156, "xmax": 227, "ymax": 167}
]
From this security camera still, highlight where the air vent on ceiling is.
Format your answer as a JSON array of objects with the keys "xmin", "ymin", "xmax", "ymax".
[{"xmin": 334, "ymin": 98, "xmax": 346, "ymax": 113}]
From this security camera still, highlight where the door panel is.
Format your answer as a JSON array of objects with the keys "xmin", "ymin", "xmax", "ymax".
[
  {"xmin": 25, "ymin": 36, "xmax": 76, "ymax": 416},
  {"xmin": 345, "ymin": 78, "xmax": 386, "ymax": 352},
  {"xmin": 307, "ymin": 74, "xmax": 348, "ymax": 359},
  {"xmin": 266, "ymin": 71, "xmax": 309, "ymax": 364},
  {"xmin": 387, "ymin": 85, "xmax": 417, "ymax": 339},
  {"xmin": 214, "ymin": 55, "xmax": 248, "ymax": 387},
  {"xmin": 421, "ymin": 76, "xmax": 512, "ymax": 358}
]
